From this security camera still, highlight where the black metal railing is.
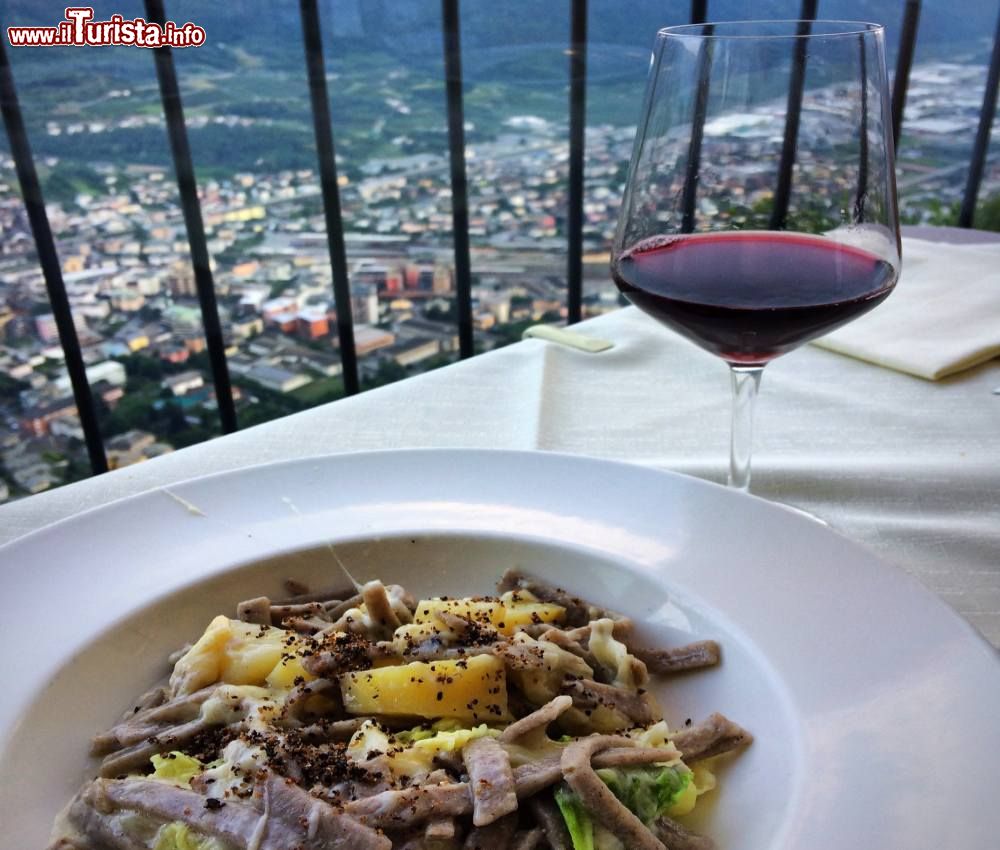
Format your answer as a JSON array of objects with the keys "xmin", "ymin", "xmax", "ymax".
[
  {"xmin": 891, "ymin": 0, "xmax": 921, "ymax": 152},
  {"xmin": 960, "ymin": 4, "xmax": 1000, "ymax": 227},
  {"xmin": 0, "ymin": 35, "xmax": 107, "ymax": 473},
  {"xmin": 681, "ymin": 24, "xmax": 714, "ymax": 234},
  {"xmin": 145, "ymin": 0, "xmax": 238, "ymax": 434},
  {"xmin": 1, "ymin": 0, "xmax": 999, "ymax": 481},
  {"xmin": 441, "ymin": 0, "xmax": 474, "ymax": 359},
  {"xmin": 566, "ymin": 0, "xmax": 589, "ymax": 325},
  {"xmin": 769, "ymin": 3, "xmax": 818, "ymax": 231},
  {"xmin": 300, "ymin": 0, "xmax": 360, "ymax": 394}
]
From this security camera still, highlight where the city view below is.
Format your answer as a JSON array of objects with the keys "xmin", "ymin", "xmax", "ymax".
[{"xmin": 1, "ymin": 3, "xmax": 999, "ymax": 502}]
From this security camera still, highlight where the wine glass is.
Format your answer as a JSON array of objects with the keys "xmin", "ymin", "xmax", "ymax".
[{"xmin": 612, "ymin": 20, "xmax": 900, "ymax": 491}]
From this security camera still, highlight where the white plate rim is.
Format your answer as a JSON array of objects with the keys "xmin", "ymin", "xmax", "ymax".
[{"xmin": 2, "ymin": 448, "xmax": 999, "ymax": 850}]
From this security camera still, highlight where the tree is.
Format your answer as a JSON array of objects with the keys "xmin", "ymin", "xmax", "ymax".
[
  {"xmin": 162, "ymin": 403, "xmax": 189, "ymax": 435},
  {"xmin": 0, "ymin": 373, "xmax": 28, "ymax": 400},
  {"xmin": 120, "ymin": 354, "xmax": 165, "ymax": 383},
  {"xmin": 972, "ymin": 193, "xmax": 1000, "ymax": 232},
  {"xmin": 362, "ymin": 360, "xmax": 408, "ymax": 390},
  {"xmin": 898, "ymin": 193, "xmax": 1000, "ymax": 231},
  {"xmin": 424, "ymin": 301, "xmax": 456, "ymax": 322},
  {"xmin": 490, "ymin": 318, "xmax": 535, "ymax": 346}
]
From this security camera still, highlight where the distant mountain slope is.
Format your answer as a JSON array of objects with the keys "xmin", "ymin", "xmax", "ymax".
[
  {"xmin": 0, "ymin": 0, "xmax": 993, "ymax": 72},
  {"xmin": 0, "ymin": 0, "xmax": 993, "ymax": 174}
]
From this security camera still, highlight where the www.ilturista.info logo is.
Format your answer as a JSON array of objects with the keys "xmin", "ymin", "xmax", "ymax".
[{"xmin": 7, "ymin": 7, "xmax": 206, "ymax": 48}]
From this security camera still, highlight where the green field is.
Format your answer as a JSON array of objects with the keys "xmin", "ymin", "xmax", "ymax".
[{"xmin": 290, "ymin": 375, "xmax": 345, "ymax": 406}]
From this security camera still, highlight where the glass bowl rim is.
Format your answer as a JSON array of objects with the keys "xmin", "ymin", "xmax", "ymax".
[{"xmin": 657, "ymin": 20, "xmax": 884, "ymax": 40}]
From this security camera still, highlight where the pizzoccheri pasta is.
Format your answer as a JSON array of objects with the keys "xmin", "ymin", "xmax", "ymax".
[{"xmin": 50, "ymin": 569, "xmax": 751, "ymax": 850}]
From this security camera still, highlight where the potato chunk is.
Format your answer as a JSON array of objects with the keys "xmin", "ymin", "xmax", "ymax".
[
  {"xmin": 265, "ymin": 653, "xmax": 315, "ymax": 689},
  {"xmin": 414, "ymin": 596, "xmax": 564, "ymax": 636},
  {"xmin": 501, "ymin": 600, "xmax": 566, "ymax": 632},
  {"xmin": 170, "ymin": 615, "xmax": 232, "ymax": 694},
  {"xmin": 414, "ymin": 598, "xmax": 497, "ymax": 626},
  {"xmin": 170, "ymin": 616, "xmax": 313, "ymax": 694},
  {"xmin": 220, "ymin": 621, "xmax": 287, "ymax": 686},
  {"xmin": 341, "ymin": 655, "xmax": 509, "ymax": 722}
]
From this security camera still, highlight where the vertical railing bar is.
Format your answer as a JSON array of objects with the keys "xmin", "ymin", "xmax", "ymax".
[
  {"xmin": 144, "ymin": 0, "xmax": 237, "ymax": 433},
  {"xmin": 958, "ymin": 6, "xmax": 1000, "ymax": 228},
  {"xmin": 769, "ymin": 0, "xmax": 818, "ymax": 231},
  {"xmin": 891, "ymin": 0, "xmax": 921, "ymax": 153},
  {"xmin": 299, "ymin": 0, "xmax": 360, "ymax": 394},
  {"xmin": 680, "ymin": 25, "xmax": 715, "ymax": 234},
  {"xmin": 855, "ymin": 33, "xmax": 869, "ymax": 221},
  {"xmin": 440, "ymin": 0, "xmax": 474, "ymax": 358},
  {"xmin": 690, "ymin": 0, "xmax": 708, "ymax": 25},
  {"xmin": 566, "ymin": 0, "xmax": 587, "ymax": 325},
  {"xmin": 0, "ymin": 35, "xmax": 108, "ymax": 475}
]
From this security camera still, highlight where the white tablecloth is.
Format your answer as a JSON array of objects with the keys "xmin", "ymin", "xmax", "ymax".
[{"xmin": 2, "ymin": 299, "xmax": 998, "ymax": 647}]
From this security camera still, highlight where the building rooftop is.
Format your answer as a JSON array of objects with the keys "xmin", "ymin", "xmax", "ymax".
[{"xmin": 163, "ymin": 370, "xmax": 204, "ymax": 388}]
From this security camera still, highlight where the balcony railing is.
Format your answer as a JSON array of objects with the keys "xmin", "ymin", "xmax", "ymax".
[{"xmin": 1, "ymin": 0, "xmax": 999, "ymax": 481}]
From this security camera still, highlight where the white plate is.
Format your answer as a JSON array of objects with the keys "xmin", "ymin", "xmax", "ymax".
[{"xmin": 1, "ymin": 449, "xmax": 998, "ymax": 849}]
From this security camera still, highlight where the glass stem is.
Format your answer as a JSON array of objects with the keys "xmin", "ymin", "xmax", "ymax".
[{"xmin": 728, "ymin": 366, "xmax": 764, "ymax": 491}]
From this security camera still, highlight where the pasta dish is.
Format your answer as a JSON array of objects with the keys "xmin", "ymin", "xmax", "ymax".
[{"xmin": 50, "ymin": 570, "xmax": 750, "ymax": 850}]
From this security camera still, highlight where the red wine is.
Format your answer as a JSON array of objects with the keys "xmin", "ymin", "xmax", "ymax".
[{"xmin": 612, "ymin": 232, "xmax": 897, "ymax": 365}]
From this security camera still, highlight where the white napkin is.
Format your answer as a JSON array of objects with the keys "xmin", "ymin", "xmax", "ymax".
[{"xmin": 813, "ymin": 237, "xmax": 1000, "ymax": 380}]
